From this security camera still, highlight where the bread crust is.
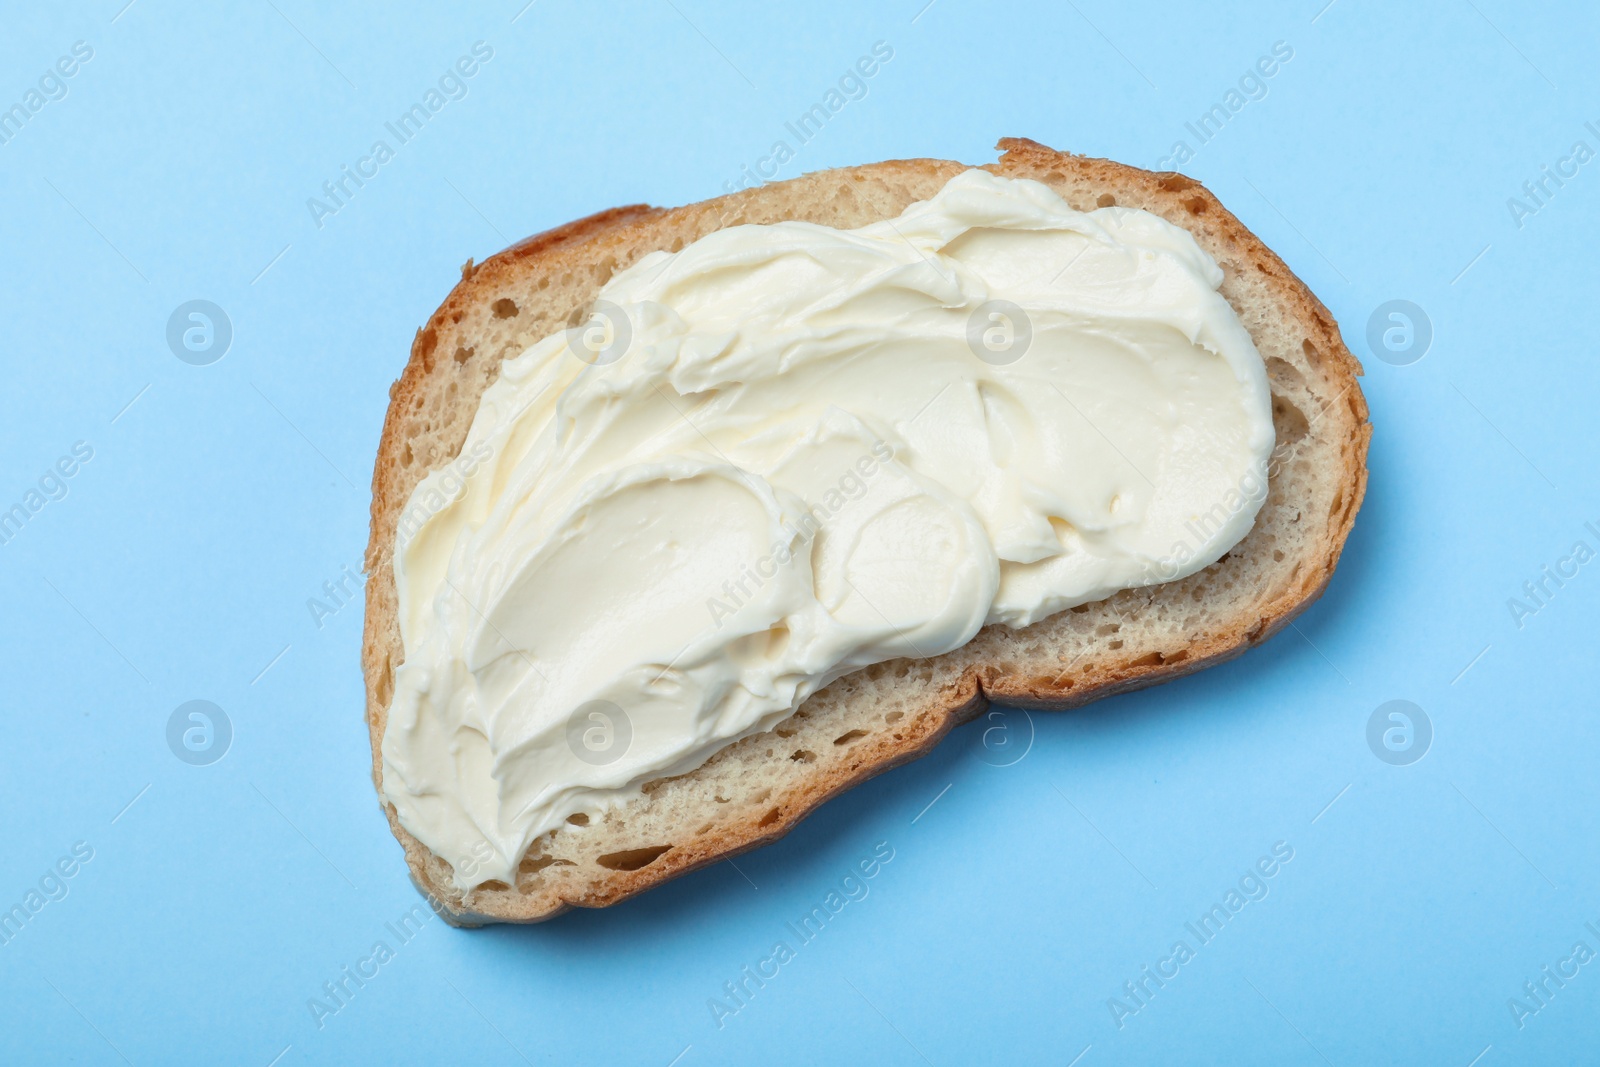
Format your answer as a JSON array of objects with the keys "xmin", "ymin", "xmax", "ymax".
[{"xmin": 363, "ymin": 138, "xmax": 1370, "ymax": 924}]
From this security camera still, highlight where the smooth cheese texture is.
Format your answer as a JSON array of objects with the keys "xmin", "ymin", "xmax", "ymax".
[{"xmin": 381, "ymin": 170, "xmax": 1275, "ymax": 890}]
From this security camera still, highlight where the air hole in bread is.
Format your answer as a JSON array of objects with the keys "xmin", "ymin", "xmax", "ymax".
[
  {"xmin": 791, "ymin": 749, "xmax": 816, "ymax": 762},
  {"xmin": 1095, "ymin": 623, "xmax": 1120, "ymax": 636},
  {"xmin": 1183, "ymin": 196, "xmax": 1207, "ymax": 216},
  {"xmin": 695, "ymin": 822, "xmax": 714, "ymax": 835},
  {"xmin": 1301, "ymin": 339, "xmax": 1322, "ymax": 367},
  {"xmin": 1070, "ymin": 604, "xmax": 1091, "ymax": 614},
  {"xmin": 714, "ymin": 795, "xmax": 731, "ymax": 804},
  {"xmin": 775, "ymin": 724, "xmax": 798, "ymax": 738},
  {"xmin": 758, "ymin": 807, "xmax": 783, "ymax": 828},
  {"xmin": 491, "ymin": 298, "xmax": 519, "ymax": 318},
  {"xmin": 566, "ymin": 813, "xmax": 589, "ymax": 826},
  {"xmin": 1108, "ymin": 639, "xmax": 1124, "ymax": 650},
  {"xmin": 834, "ymin": 730, "xmax": 868, "ymax": 746},
  {"xmin": 1273, "ymin": 396, "xmax": 1310, "ymax": 447},
  {"xmin": 520, "ymin": 854, "xmax": 556, "ymax": 873},
  {"xmin": 885, "ymin": 711, "xmax": 904, "ymax": 724},
  {"xmin": 596, "ymin": 845, "xmax": 672, "ymax": 871},
  {"xmin": 1128, "ymin": 651, "xmax": 1164, "ymax": 668},
  {"xmin": 1265, "ymin": 356, "xmax": 1305, "ymax": 390},
  {"xmin": 375, "ymin": 660, "xmax": 393, "ymax": 706},
  {"xmin": 1096, "ymin": 193, "xmax": 1116, "ymax": 208}
]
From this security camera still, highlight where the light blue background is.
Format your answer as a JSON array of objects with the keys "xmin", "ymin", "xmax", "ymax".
[{"xmin": 2, "ymin": 1, "xmax": 1596, "ymax": 1063}]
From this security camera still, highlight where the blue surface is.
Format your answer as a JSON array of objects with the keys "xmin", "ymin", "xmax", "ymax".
[{"xmin": 2, "ymin": 1, "xmax": 1597, "ymax": 1064}]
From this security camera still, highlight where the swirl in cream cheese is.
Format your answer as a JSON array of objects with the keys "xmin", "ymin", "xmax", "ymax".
[{"xmin": 382, "ymin": 170, "xmax": 1275, "ymax": 890}]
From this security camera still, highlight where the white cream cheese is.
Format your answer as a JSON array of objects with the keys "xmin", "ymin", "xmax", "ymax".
[{"xmin": 381, "ymin": 170, "xmax": 1275, "ymax": 890}]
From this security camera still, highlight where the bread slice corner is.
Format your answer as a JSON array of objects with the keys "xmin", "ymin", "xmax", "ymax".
[{"xmin": 362, "ymin": 137, "xmax": 1370, "ymax": 925}]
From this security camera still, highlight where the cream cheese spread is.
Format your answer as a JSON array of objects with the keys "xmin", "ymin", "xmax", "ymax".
[{"xmin": 381, "ymin": 169, "xmax": 1275, "ymax": 890}]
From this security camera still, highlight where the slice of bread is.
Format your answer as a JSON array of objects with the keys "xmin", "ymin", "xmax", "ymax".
[{"xmin": 363, "ymin": 138, "xmax": 1370, "ymax": 925}]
